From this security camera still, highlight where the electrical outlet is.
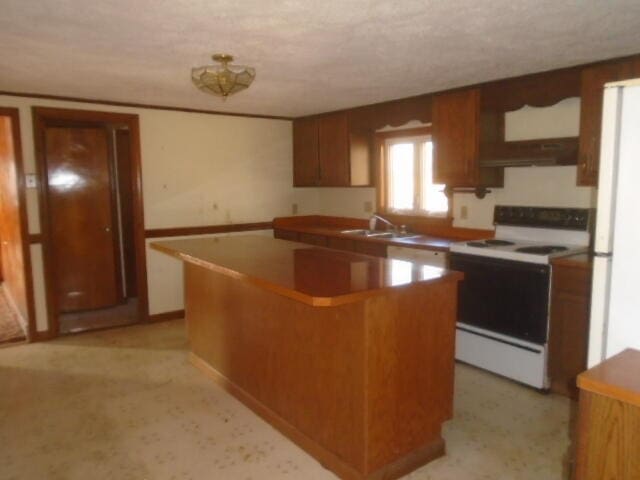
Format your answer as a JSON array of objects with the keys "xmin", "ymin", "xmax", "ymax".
[
  {"xmin": 460, "ymin": 205, "xmax": 468, "ymax": 220},
  {"xmin": 291, "ymin": 203, "xmax": 298, "ymax": 215},
  {"xmin": 25, "ymin": 174, "xmax": 37, "ymax": 188},
  {"xmin": 364, "ymin": 201, "xmax": 373, "ymax": 213}
]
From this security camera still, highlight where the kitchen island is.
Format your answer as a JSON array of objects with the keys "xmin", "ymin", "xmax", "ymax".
[{"xmin": 151, "ymin": 235, "xmax": 463, "ymax": 480}]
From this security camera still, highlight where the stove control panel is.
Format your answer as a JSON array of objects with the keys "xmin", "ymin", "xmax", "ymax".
[{"xmin": 494, "ymin": 206, "xmax": 593, "ymax": 230}]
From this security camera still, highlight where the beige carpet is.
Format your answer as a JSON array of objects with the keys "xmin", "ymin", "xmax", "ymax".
[{"xmin": 0, "ymin": 320, "xmax": 573, "ymax": 479}]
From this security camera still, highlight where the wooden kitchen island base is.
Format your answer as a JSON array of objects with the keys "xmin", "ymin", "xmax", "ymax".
[{"xmin": 153, "ymin": 236, "xmax": 462, "ymax": 480}]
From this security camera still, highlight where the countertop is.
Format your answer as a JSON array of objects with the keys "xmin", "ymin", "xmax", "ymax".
[
  {"xmin": 578, "ymin": 348, "xmax": 640, "ymax": 407},
  {"xmin": 272, "ymin": 215, "xmax": 494, "ymax": 253},
  {"xmin": 280, "ymin": 225, "xmax": 456, "ymax": 251},
  {"xmin": 551, "ymin": 253, "xmax": 593, "ymax": 269},
  {"xmin": 151, "ymin": 235, "xmax": 463, "ymax": 307}
]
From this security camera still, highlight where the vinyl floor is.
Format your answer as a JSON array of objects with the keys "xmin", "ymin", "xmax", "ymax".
[{"xmin": 0, "ymin": 319, "xmax": 574, "ymax": 479}]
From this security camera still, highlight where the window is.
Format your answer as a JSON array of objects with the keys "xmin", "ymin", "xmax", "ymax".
[{"xmin": 383, "ymin": 135, "xmax": 448, "ymax": 216}]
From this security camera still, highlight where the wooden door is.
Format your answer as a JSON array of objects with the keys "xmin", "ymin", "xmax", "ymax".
[
  {"xmin": 432, "ymin": 89, "xmax": 480, "ymax": 187},
  {"xmin": 45, "ymin": 126, "xmax": 122, "ymax": 312},
  {"xmin": 0, "ymin": 113, "xmax": 29, "ymax": 321},
  {"xmin": 578, "ymin": 58, "xmax": 640, "ymax": 186},
  {"xmin": 293, "ymin": 117, "xmax": 319, "ymax": 186},
  {"xmin": 318, "ymin": 112, "xmax": 350, "ymax": 186}
]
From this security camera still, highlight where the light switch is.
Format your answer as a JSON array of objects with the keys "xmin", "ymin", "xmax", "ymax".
[
  {"xmin": 25, "ymin": 173, "xmax": 37, "ymax": 188},
  {"xmin": 460, "ymin": 206, "xmax": 468, "ymax": 219},
  {"xmin": 364, "ymin": 201, "xmax": 373, "ymax": 213}
]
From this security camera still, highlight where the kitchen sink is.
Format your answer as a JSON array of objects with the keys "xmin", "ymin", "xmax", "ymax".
[{"xmin": 340, "ymin": 229, "xmax": 422, "ymax": 239}]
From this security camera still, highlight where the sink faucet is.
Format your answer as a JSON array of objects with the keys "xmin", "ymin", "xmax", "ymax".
[{"xmin": 369, "ymin": 214, "xmax": 397, "ymax": 232}]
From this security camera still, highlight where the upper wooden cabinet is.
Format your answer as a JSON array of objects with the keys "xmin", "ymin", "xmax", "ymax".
[
  {"xmin": 432, "ymin": 89, "xmax": 481, "ymax": 187},
  {"xmin": 292, "ymin": 111, "xmax": 371, "ymax": 187},
  {"xmin": 433, "ymin": 88, "xmax": 503, "ymax": 187},
  {"xmin": 578, "ymin": 58, "xmax": 640, "ymax": 186},
  {"xmin": 293, "ymin": 117, "xmax": 320, "ymax": 186}
]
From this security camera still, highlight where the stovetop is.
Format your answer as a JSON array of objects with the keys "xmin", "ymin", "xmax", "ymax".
[
  {"xmin": 449, "ymin": 206, "xmax": 592, "ymax": 264},
  {"xmin": 450, "ymin": 238, "xmax": 586, "ymax": 264}
]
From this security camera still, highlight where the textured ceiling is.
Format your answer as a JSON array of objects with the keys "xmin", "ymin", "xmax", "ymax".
[{"xmin": 1, "ymin": 0, "xmax": 640, "ymax": 117}]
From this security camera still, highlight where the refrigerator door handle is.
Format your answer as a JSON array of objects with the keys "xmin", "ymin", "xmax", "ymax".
[{"xmin": 594, "ymin": 251, "xmax": 613, "ymax": 258}]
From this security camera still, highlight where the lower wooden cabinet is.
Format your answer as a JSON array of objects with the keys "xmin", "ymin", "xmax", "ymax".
[
  {"xmin": 273, "ymin": 230, "xmax": 388, "ymax": 258},
  {"xmin": 353, "ymin": 240, "xmax": 387, "ymax": 258},
  {"xmin": 273, "ymin": 229, "xmax": 299, "ymax": 242},
  {"xmin": 548, "ymin": 258, "xmax": 592, "ymax": 399},
  {"xmin": 574, "ymin": 349, "xmax": 640, "ymax": 479},
  {"xmin": 327, "ymin": 236, "xmax": 355, "ymax": 252},
  {"xmin": 298, "ymin": 232, "xmax": 328, "ymax": 247}
]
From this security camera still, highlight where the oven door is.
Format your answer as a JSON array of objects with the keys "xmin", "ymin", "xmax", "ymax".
[{"xmin": 449, "ymin": 253, "xmax": 550, "ymax": 345}]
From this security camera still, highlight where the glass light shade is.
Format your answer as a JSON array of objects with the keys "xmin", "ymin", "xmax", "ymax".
[{"xmin": 191, "ymin": 56, "xmax": 255, "ymax": 99}]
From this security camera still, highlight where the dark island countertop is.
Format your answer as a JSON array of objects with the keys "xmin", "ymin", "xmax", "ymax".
[{"xmin": 151, "ymin": 235, "xmax": 463, "ymax": 307}]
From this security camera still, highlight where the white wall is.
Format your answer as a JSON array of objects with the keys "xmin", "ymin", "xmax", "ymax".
[
  {"xmin": 452, "ymin": 166, "xmax": 597, "ymax": 229},
  {"xmin": 0, "ymin": 94, "xmax": 318, "ymax": 328}
]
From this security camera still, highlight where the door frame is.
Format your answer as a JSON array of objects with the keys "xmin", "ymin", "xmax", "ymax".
[
  {"xmin": 32, "ymin": 107, "xmax": 148, "ymax": 337},
  {"xmin": 0, "ymin": 107, "xmax": 37, "ymax": 341}
]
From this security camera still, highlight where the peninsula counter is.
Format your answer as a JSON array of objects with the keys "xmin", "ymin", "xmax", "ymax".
[{"xmin": 151, "ymin": 235, "xmax": 463, "ymax": 480}]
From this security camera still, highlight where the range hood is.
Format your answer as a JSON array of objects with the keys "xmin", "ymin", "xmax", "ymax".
[{"xmin": 479, "ymin": 137, "xmax": 578, "ymax": 168}]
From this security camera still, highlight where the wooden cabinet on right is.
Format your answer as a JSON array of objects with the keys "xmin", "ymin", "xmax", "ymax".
[
  {"xmin": 578, "ymin": 58, "xmax": 640, "ymax": 186},
  {"xmin": 548, "ymin": 256, "xmax": 592, "ymax": 399},
  {"xmin": 574, "ymin": 349, "xmax": 640, "ymax": 480}
]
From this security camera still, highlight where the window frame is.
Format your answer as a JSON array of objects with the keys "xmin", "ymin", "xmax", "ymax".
[{"xmin": 375, "ymin": 126, "xmax": 451, "ymax": 219}]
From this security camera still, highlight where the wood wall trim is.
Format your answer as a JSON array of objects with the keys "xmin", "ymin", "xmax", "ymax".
[
  {"xmin": 0, "ymin": 107, "xmax": 37, "ymax": 342},
  {"xmin": 145, "ymin": 221, "xmax": 273, "ymax": 239},
  {"xmin": 0, "ymin": 90, "xmax": 292, "ymax": 121},
  {"xmin": 148, "ymin": 309, "xmax": 185, "ymax": 323},
  {"xmin": 31, "ymin": 106, "xmax": 149, "ymax": 338}
]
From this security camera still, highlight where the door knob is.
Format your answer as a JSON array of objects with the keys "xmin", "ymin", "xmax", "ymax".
[{"xmin": 105, "ymin": 227, "xmax": 111, "ymax": 232}]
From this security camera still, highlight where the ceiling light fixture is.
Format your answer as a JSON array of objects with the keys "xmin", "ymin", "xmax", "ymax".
[{"xmin": 191, "ymin": 54, "xmax": 255, "ymax": 100}]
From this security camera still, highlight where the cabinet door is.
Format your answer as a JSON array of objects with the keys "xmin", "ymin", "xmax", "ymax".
[
  {"xmin": 432, "ymin": 89, "xmax": 480, "ymax": 187},
  {"xmin": 548, "ymin": 291, "xmax": 590, "ymax": 399},
  {"xmin": 578, "ymin": 58, "xmax": 640, "ymax": 186},
  {"xmin": 293, "ymin": 117, "xmax": 319, "ymax": 186},
  {"xmin": 318, "ymin": 112, "xmax": 350, "ymax": 186}
]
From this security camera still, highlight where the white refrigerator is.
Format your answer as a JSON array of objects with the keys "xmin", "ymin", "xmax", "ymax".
[{"xmin": 588, "ymin": 78, "xmax": 640, "ymax": 367}]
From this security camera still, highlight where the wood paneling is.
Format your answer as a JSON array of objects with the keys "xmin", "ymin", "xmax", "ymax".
[
  {"xmin": 183, "ymin": 257, "xmax": 459, "ymax": 479},
  {"xmin": 45, "ymin": 126, "xmax": 121, "ymax": 312},
  {"xmin": 0, "ymin": 109, "xmax": 34, "ymax": 336},
  {"xmin": 481, "ymin": 67, "xmax": 581, "ymax": 112}
]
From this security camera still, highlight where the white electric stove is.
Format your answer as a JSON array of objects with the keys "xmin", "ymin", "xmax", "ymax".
[{"xmin": 449, "ymin": 206, "xmax": 593, "ymax": 389}]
